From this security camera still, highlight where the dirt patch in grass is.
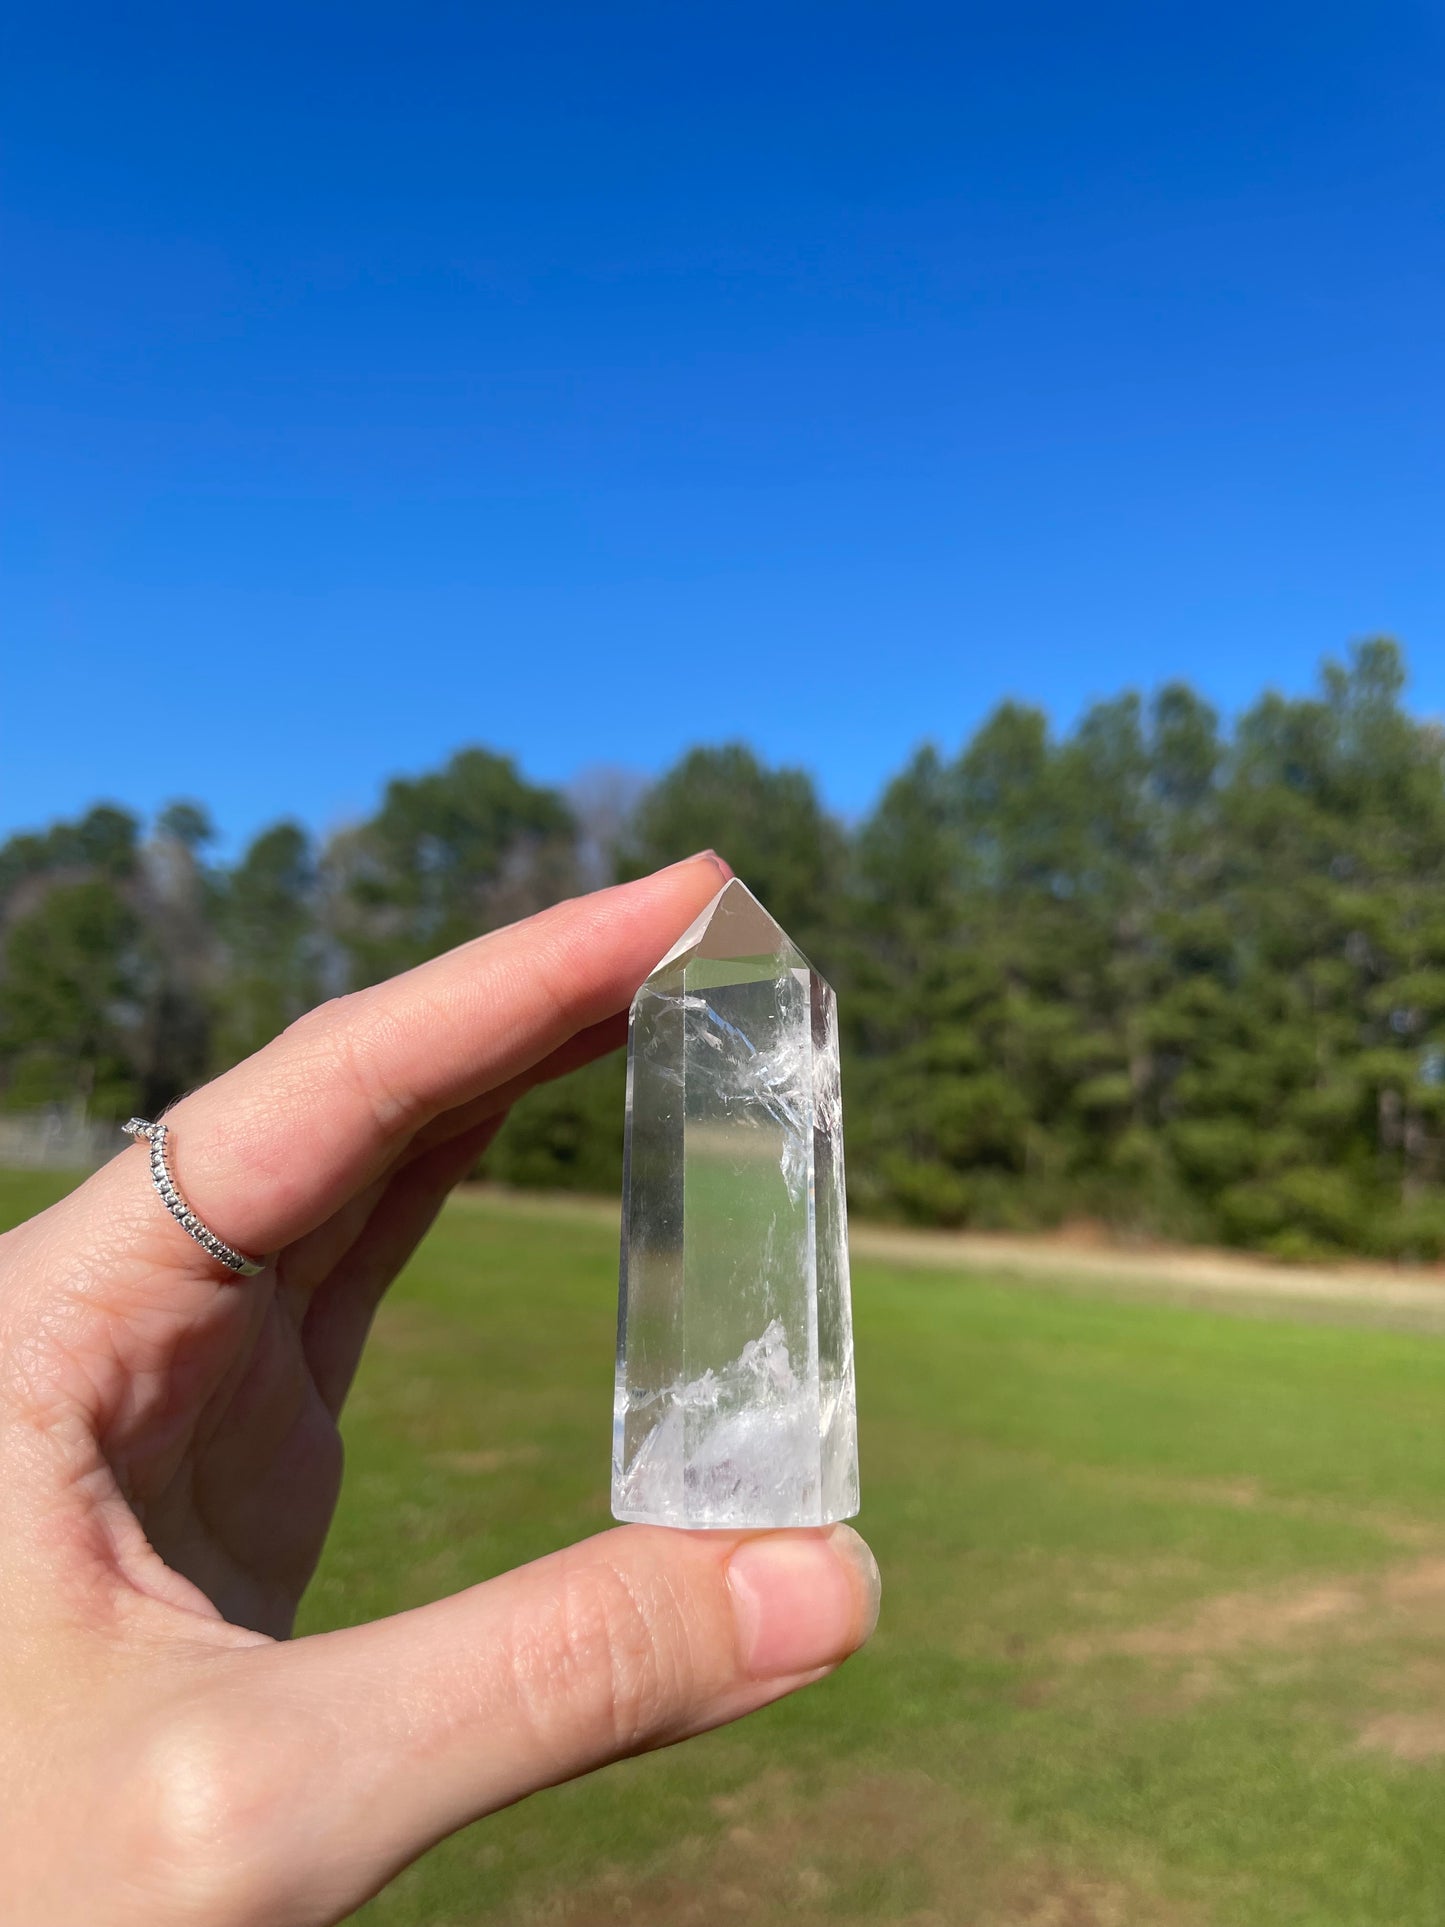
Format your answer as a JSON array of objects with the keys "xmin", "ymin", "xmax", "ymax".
[
  {"xmin": 506, "ymin": 1769, "xmax": 1199, "ymax": 1927},
  {"xmin": 1060, "ymin": 1555, "xmax": 1445, "ymax": 1665},
  {"xmin": 1085, "ymin": 1468, "xmax": 1444, "ymax": 1550},
  {"xmin": 1351, "ymin": 1652, "xmax": 1445, "ymax": 1765},
  {"xmin": 1100, "ymin": 1578, "xmax": 1363, "ymax": 1660},
  {"xmin": 1381, "ymin": 1558, "xmax": 1445, "ymax": 1606},
  {"xmin": 1357, "ymin": 1711, "xmax": 1445, "ymax": 1763},
  {"xmin": 1025, "ymin": 1459, "xmax": 1445, "ymax": 1565},
  {"xmin": 430, "ymin": 1445, "xmax": 544, "ymax": 1474}
]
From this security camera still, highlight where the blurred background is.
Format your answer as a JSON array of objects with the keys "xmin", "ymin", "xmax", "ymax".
[{"xmin": 5, "ymin": 4, "xmax": 1445, "ymax": 1921}]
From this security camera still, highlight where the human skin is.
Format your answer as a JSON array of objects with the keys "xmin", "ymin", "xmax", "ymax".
[{"xmin": 0, "ymin": 853, "xmax": 880, "ymax": 1926}]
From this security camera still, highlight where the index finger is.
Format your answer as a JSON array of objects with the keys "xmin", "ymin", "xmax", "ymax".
[{"xmin": 47, "ymin": 853, "xmax": 730, "ymax": 1273}]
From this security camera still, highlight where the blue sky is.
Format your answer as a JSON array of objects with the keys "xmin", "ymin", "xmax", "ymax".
[{"xmin": 4, "ymin": 1, "xmax": 1442, "ymax": 851}]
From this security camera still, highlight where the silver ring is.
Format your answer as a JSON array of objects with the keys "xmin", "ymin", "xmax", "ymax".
[{"xmin": 123, "ymin": 1119, "xmax": 267, "ymax": 1277}]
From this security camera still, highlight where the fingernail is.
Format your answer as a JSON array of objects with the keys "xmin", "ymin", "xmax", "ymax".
[
  {"xmin": 684, "ymin": 848, "xmax": 734, "ymax": 880},
  {"xmin": 726, "ymin": 1525, "xmax": 881, "ymax": 1679}
]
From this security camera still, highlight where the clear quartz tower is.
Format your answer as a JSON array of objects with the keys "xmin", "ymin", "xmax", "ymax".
[{"xmin": 612, "ymin": 878, "xmax": 859, "ymax": 1529}]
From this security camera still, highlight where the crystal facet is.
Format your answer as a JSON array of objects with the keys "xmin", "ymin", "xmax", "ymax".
[{"xmin": 612, "ymin": 878, "xmax": 859, "ymax": 1529}]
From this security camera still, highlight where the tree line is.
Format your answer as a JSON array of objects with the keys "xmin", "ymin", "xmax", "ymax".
[{"xmin": 4, "ymin": 639, "xmax": 1444, "ymax": 1261}]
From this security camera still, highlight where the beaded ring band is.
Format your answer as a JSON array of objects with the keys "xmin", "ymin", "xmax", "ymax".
[{"xmin": 122, "ymin": 1118, "xmax": 266, "ymax": 1276}]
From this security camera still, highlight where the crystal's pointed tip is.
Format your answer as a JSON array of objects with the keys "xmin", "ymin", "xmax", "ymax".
[
  {"xmin": 708, "ymin": 874, "xmax": 766, "ymax": 926},
  {"xmin": 696, "ymin": 877, "xmax": 796, "ymax": 961},
  {"xmin": 645, "ymin": 873, "xmax": 805, "ymax": 976},
  {"xmin": 690, "ymin": 874, "xmax": 765, "ymax": 924}
]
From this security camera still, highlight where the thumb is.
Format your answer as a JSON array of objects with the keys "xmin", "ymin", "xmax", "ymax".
[{"xmin": 182, "ymin": 1523, "xmax": 880, "ymax": 1926}]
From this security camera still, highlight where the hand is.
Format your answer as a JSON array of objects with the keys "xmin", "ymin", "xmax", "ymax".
[{"xmin": 0, "ymin": 854, "xmax": 880, "ymax": 1926}]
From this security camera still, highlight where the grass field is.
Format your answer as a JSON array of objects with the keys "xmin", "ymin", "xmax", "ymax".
[{"xmin": 5, "ymin": 1171, "xmax": 1445, "ymax": 1924}]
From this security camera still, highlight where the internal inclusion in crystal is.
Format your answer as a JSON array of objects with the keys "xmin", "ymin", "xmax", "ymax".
[{"xmin": 612, "ymin": 879, "xmax": 859, "ymax": 1529}]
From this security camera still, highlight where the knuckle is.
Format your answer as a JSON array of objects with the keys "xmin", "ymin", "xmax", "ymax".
[
  {"xmin": 276, "ymin": 992, "xmax": 352, "ymax": 1044},
  {"xmin": 592, "ymin": 1563, "xmax": 685, "ymax": 1752},
  {"xmin": 287, "ymin": 988, "xmax": 423, "ymax": 1137},
  {"xmin": 334, "ymin": 1011, "xmax": 417, "ymax": 1133},
  {"xmin": 514, "ymin": 1556, "xmax": 694, "ymax": 1764}
]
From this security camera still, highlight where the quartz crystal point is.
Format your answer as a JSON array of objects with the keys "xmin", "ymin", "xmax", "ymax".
[{"xmin": 612, "ymin": 878, "xmax": 859, "ymax": 1529}]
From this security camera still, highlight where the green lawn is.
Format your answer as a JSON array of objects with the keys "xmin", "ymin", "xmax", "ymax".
[{"xmin": 5, "ymin": 1169, "xmax": 1445, "ymax": 1923}]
